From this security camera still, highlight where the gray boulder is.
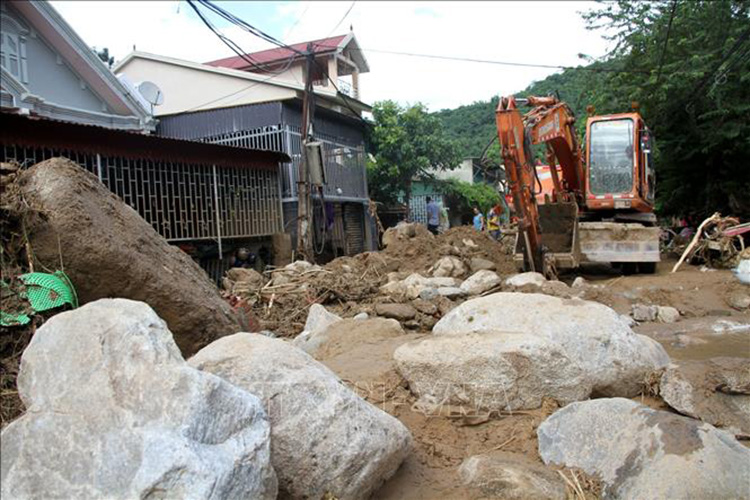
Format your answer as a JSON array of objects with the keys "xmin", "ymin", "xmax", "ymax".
[
  {"xmin": 660, "ymin": 358, "xmax": 750, "ymax": 435},
  {"xmin": 432, "ymin": 293, "xmax": 669, "ymax": 397},
  {"xmin": 394, "ymin": 332, "xmax": 590, "ymax": 411},
  {"xmin": 189, "ymin": 333, "xmax": 412, "ymax": 500},
  {"xmin": 437, "ymin": 286, "xmax": 466, "ymax": 299},
  {"xmin": 460, "ymin": 270, "xmax": 502, "ymax": 295},
  {"xmin": 431, "ymin": 256, "xmax": 466, "ymax": 278},
  {"xmin": 538, "ymin": 398, "xmax": 750, "ymax": 499},
  {"xmin": 1, "ymin": 299, "xmax": 277, "ymax": 500},
  {"xmin": 458, "ymin": 452, "xmax": 566, "ymax": 500},
  {"xmin": 375, "ymin": 303, "xmax": 418, "ymax": 321},
  {"xmin": 504, "ymin": 272, "xmax": 547, "ymax": 288},
  {"xmin": 469, "ymin": 257, "xmax": 497, "ymax": 273},
  {"xmin": 631, "ymin": 303, "xmax": 658, "ymax": 322},
  {"xmin": 292, "ymin": 304, "xmax": 342, "ymax": 353},
  {"xmin": 656, "ymin": 306, "xmax": 680, "ymax": 323}
]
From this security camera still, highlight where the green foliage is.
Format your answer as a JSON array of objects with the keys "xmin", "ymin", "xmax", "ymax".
[
  {"xmin": 367, "ymin": 100, "xmax": 461, "ymax": 207},
  {"xmin": 439, "ymin": 178, "xmax": 501, "ymax": 217},
  {"xmin": 435, "ymin": 0, "xmax": 750, "ymax": 218},
  {"xmin": 582, "ymin": 0, "xmax": 750, "ymax": 218}
]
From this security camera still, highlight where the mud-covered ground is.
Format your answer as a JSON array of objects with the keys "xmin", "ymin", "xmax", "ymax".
[{"xmin": 311, "ymin": 252, "xmax": 749, "ymax": 499}]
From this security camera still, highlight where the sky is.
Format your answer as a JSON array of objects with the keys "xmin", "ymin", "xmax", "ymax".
[{"xmin": 50, "ymin": 1, "xmax": 612, "ymax": 112}]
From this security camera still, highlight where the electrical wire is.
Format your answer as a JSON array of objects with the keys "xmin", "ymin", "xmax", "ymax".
[
  {"xmin": 311, "ymin": 43, "xmax": 654, "ymax": 75},
  {"xmin": 655, "ymin": 0, "xmax": 678, "ymax": 84},
  {"xmin": 326, "ymin": 1, "xmax": 356, "ymax": 37},
  {"xmin": 285, "ymin": 3, "xmax": 310, "ymax": 42}
]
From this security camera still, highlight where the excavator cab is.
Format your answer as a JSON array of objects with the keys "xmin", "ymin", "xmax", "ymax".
[{"xmin": 498, "ymin": 96, "xmax": 660, "ymax": 276}]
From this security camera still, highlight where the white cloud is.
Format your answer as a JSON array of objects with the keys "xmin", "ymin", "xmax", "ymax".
[{"xmin": 50, "ymin": 1, "xmax": 611, "ymax": 111}]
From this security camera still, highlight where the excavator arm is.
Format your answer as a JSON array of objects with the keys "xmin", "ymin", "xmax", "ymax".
[{"xmin": 496, "ymin": 95, "xmax": 585, "ymax": 274}]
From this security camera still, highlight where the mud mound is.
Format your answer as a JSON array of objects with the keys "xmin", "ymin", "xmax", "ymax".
[
  {"xmin": 15, "ymin": 158, "xmax": 242, "ymax": 356},
  {"xmin": 384, "ymin": 226, "xmax": 517, "ymax": 277}
]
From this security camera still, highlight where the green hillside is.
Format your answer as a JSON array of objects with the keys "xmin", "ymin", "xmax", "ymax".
[
  {"xmin": 433, "ymin": 62, "xmax": 612, "ymax": 160},
  {"xmin": 433, "ymin": 0, "xmax": 750, "ymax": 218}
]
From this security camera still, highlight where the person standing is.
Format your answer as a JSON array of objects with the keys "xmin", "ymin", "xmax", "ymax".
[
  {"xmin": 487, "ymin": 204, "xmax": 501, "ymax": 240},
  {"xmin": 426, "ymin": 196, "xmax": 440, "ymax": 235},
  {"xmin": 439, "ymin": 204, "xmax": 450, "ymax": 233},
  {"xmin": 472, "ymin": 207, "xmax": 485, "ymax": 232}
]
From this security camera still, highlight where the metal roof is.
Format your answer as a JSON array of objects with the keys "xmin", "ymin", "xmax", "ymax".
[
  {"xmin": 206, "ymin": 35, "xmax": 348, "ymax": 70},
  {"xmin": 0, "ymin": 110, "xmax": 290, "ymax": 168}
]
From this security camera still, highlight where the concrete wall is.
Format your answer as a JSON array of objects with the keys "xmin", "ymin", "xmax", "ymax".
[
  {"xmin": 118, "ymin": 57, "xmax": 299, "ymax": 116},
  {"xmin": 429, "ymin": 158, "xmax": 474, "ymax": 184},
  {"xmin": 2, "ymin": 4, "xmax": 111, "ymax": 114}
]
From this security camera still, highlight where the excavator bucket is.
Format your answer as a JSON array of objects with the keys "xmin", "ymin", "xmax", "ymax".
[
  {"xmin": 578, "ymin": 222, "xmax": 661, "ymax": 264},
  {"xmin": 513, "ymin": 201, "xmax": 580, "ymax": 272}
]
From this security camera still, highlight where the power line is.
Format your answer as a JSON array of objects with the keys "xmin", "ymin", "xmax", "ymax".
[
  {"xmin": 655, "ymin": 0, "xmax": 678, "ymax": 85},
  {"xmin": 326, "ymin": 1, "xmax": 356, "ymax": 37},
  {"xmin": 311, "ymin": 43, "xmax": 654, "ymax": 74},
  {"xmin": 192, "ymin": 0, "xmax": 370, "ymax": 126},
  {"xmin": 285, "ymin": 3, "xmax": 310, "ymax": 42}
]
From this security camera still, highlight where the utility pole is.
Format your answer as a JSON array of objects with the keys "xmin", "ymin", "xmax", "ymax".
[{"xmin": 296, "ymin": 44, "xmax": 315, "ymax": 261}]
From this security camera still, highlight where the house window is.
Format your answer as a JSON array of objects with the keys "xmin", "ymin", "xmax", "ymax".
[{"xmin": 0, "ymin": 15, "xmax": 29, "ymax": 83}]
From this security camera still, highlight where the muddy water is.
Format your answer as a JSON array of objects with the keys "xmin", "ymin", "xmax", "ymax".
[{"xmin": 634, "ymin": 315, "xmax": 750, "ymax": 361}]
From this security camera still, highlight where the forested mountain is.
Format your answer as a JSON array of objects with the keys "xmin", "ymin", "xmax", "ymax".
[{"xmin": 434, "ymin": 0, "xmax": 750, "ymax": 218}]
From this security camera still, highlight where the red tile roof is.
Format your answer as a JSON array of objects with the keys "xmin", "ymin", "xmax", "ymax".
[{"xmin": 206, "ymin": 34, "xmax": 347, "ymax": 70}]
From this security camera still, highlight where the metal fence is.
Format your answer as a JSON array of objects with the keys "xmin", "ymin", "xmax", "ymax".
[
  {"xmin": 1, "ymin": 143, "xmax": 283, "ymax": 242},
  {"xmin": 196, "ymin": 124, "xmax": 367, "ymax": 202}
]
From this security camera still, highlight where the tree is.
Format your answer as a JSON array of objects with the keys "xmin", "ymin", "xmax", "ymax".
[
  {"xmin": 367, "ymin": 100, "xmax": 461, "ymax": 212},
  {"xmin": 95, "ymin": 47, "xmax": 114, "ymax": 69},
  {"xmin": 582, "ymin": 0, "xmax": 750, "ymax": 218},
  {"xmin": 439, "ymin": 179, "xmax": 501, "ymax": 224}
]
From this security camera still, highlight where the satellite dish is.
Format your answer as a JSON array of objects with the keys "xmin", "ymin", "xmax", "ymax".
[{"xmin": 137, "ymin": 81, "xmax": 164, "ymax": 106}]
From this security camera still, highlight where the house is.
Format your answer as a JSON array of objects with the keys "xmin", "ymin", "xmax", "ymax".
[
  {"xmin": 115, "ymin": 33, "xmax": 375, "ymax": 257},
  {"xmin": 205, "ymin": 32, "xmax": 368, "ymax": 101},
  {"xmin": 1, "ymin": 1, "xmax": 290, "ymax": 281},
  {"xmin": 405, "ymin": 158, "xmax": 505, "ymax": 226},
  {"xmin": 0, "ymin": 1, "xmax": 154, "ymax": 131}
]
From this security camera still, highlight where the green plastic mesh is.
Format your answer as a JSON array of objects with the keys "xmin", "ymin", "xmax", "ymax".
[{"xmin": 18, "ymin": 271, "xmax": 78, "ymax": 312}]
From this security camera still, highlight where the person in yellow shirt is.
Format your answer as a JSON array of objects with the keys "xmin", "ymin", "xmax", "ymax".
[{"xmin": 487, "ymin": 204, "xmax": 502, "ymax": 240}]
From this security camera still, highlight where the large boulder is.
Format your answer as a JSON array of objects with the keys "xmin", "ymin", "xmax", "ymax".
[
  {"xmin": 16, "ymin": 158, "xmax": 241, "ymax": 356},
  {"xmin": 659, "ymin": 358, "xmax": 750, "ymax": 435},
  {"xmin": 458, "ymin": 452, "xmax": 566, "ymax": 500},
  {"xmin": 189, "ymin": 333, "xmax": 412, "ymax": 500},
  {"xmin": 537, "ymin": 398, "xmax": 750, "ymax": 499},
  {"xmin": 432, "ymin": 292, "xmax": 669, "ymax": 397},
  {"xmin": 394, "ymin": 332, "xmax": 590, "ymax": 412},
  {"xmin": 1, "ymin": 299, "xmax": 277, "ymax": 499},
  {"xmin": 460, "ymin": 270, "xmax": 502, "ymax": 295}
]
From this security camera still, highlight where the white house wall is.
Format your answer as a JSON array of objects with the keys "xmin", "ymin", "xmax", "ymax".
[{"xmin": 118, "ymin": 57, "xmax": 299, "ymax": 116}]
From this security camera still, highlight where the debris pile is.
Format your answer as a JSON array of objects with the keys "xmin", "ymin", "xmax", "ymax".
[
  {"xmin": 228, "ymin": 224, "xmax": 518, "ymax": 337},
  {"xmin": 672, "ymin": 213, "xmax": 748, "ymax": 272}
]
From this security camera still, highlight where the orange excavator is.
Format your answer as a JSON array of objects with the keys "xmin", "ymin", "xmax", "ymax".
[{"xmin": 496, "ymin": 95, "xmax": 659, "ymax": 276}]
